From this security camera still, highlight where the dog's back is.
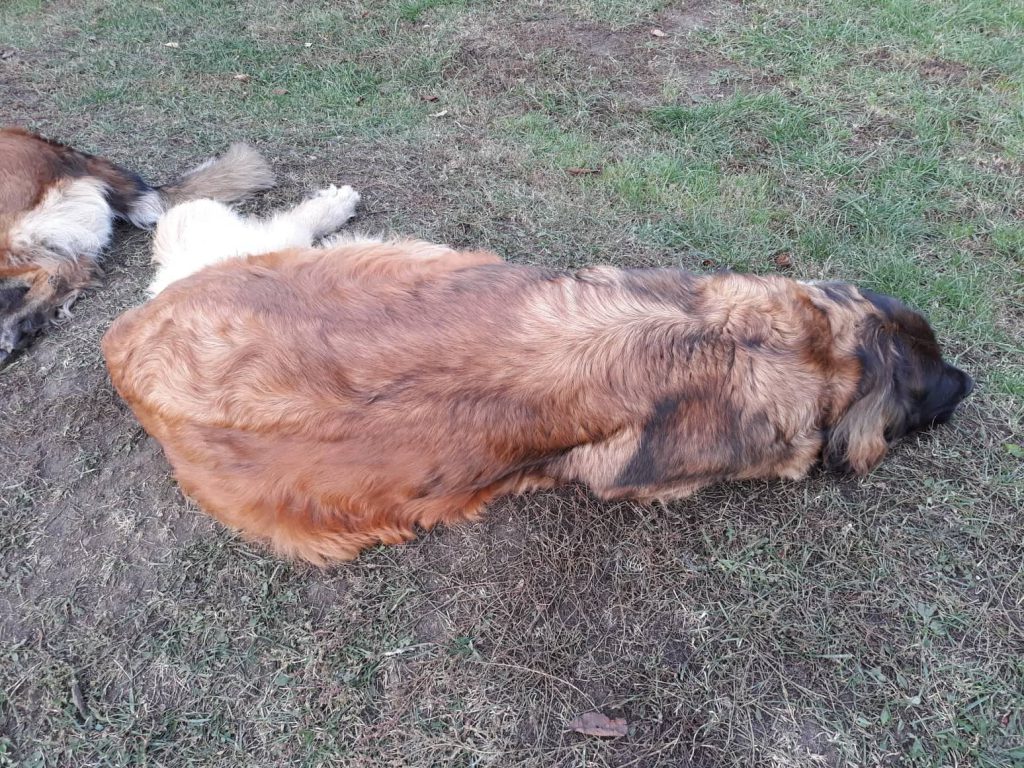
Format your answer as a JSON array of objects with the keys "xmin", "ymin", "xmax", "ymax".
[
  {"xmin": 104, "ymin": 243, "xmax": 546, "ymax": 562},
  {"xmin": 0, "ymin": 128, "xmax": 149, "ymax": 225},
  {"xmin": 0, "ymin": 129, "xmax": 61, "ymax": 219}
]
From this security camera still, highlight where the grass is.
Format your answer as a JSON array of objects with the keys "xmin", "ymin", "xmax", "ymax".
[{"xmin": 1, "ymin": 0, "xmax": 1022, "ymax": 766}]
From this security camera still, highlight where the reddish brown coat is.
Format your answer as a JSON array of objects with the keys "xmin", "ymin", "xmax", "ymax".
[{"xmin": 103, "ymin": 240, "xmax": 969, "ymax": 564}]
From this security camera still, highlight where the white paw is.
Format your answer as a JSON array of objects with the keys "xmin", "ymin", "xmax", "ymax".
[
  {"xmin": 315, "ymin": 184, "xmax": 360, "ymax": 207},
  {"xmin": 57, "ymin": 295, "xmax": 79, "ymax": 320},
  {"xmin": 298, "ymin": 185, "xmax": 361, "ymax": 238}
]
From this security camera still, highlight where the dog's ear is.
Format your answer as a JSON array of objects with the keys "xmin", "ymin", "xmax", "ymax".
[
  {"xmin": 825, "ymin": 389, "xmax": 893, "ymax": 474},
  {"xmin": 824, "ymin": 318, "xmax": 902, "ymax": 475}
]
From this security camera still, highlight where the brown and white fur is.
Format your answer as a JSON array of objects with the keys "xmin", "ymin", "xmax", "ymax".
[
  {"xmin": 103, "ymin": 193, "xmax": 973, "ymax": 565},
  {"xmin": 0, "ymin": 127, "xmax": 275, "ymax": 362}
]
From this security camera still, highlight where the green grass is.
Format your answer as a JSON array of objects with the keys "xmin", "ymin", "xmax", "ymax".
[{"xmin": 1, "ymin": 0, "xmax": 1022, "ymax": 766}]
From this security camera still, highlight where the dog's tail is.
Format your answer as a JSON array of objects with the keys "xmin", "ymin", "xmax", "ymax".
[
  {"xmin": 117, "ymin": 144, "xmax": 275, "ymax": 229},
  {"xmin": 156, "ymin": 144, "xmax": 275, "ymax": 209}
]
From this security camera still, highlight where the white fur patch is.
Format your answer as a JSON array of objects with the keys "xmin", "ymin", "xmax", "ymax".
[
  {"xmin": 9, "ymin": 177, "xmax": 113, "ymax": 266},
  {"xmin": 318, "ymin": 232, "xmax": 385, "ymax": 248},
  {"xmin": 147, "ymin": 185, "xmax": 360, "ymax": 296}
]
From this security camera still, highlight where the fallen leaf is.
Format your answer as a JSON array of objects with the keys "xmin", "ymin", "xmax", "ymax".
[
  {"xmin": 1005, "ymin": 443, "xmax": 1024, "ymax": 459},
  {"xmin": 651, "ymin": 28, "xmax": 667, "ymax": 38},
  {"xmin": 421, "ymin": 93, "xmax": 439, "ymax": 102},
  {"xmin": 71, "ymin": 679, "xmax": 90, "ymax": 720},
  {"xmin": 271, "ymin": 87, "xmax": 289, "ymax": 95},
  {"xmin": 700, "ymin": 257, "xmax": 717, "ymax": 268},
  {"xmin": 304, "ymin": 41, "xmax": 313, "ymax": 48},
  {"xmin": 233, "ymin": 73, "xmax": 251, "ymax": 82},
  {"xmin": 429, "ymin": 109, "xmax": 449, "ymax": 118},
  {"xmin": 0, "ymin": 50, "xmax": 15, "ymax": 60},
  {"xmin": 566, "ymin": 167, "xmax": 601, "ymax": 176},
  {"xmin": 163, "ymin": 41, "xmax": 180, "ymax": 48},
  {"xmin": 567, "ymin": 712, "xmax": 628, "ymax": 738},
  {"xmin": 772, "ymin": 250, "xmax": 793, "ymax": 269}
]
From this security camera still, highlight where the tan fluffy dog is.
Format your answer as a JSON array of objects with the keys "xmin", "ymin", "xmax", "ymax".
[{"xmin": 103, "ymin": 193, "xmax": 972, "ymax": 564}]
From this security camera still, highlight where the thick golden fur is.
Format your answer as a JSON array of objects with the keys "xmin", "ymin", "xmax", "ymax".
[
  {"xmin": 103, "ymin": 241, "xmax": 973, "ymax": 564},
  {"xmin": 0, "ymin": 127, "xmax": 273, "ymax": 362}
]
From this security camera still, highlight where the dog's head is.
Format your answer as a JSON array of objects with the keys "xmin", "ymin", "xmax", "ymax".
[
  {"xmin": 819, "ymin": 285, "xmax": 973, "ymax": 474},
  {"xmin": 0, "ymin": 280, "xmax": 49, "ymax": 367}
]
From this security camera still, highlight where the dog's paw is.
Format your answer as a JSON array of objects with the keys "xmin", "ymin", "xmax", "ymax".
[
  {"xmin": 315, "ymin": 184, "xmax": 361, "ymax": 208},
  {"xmin": 299, "ymin": 185, "xmax": 361, "ymax": 236},
  {"xmin": 56, "ymin": 294, "xmax": 79, "ymax": 321}
]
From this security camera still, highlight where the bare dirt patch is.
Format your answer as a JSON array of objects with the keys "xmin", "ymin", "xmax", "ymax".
[
  {"xmin": 862, "ymin": 50, "xmax": 994, "ymax": 87},
  {"xmin": 850, "ymin": 112, "xmax": 914, "ymax": 149},
  {"xmin": 657, "ymin": 0, "xmax": 732, "ymax": 34},
  {"xmin": 918, "ymin": 57, "xmax": 971, "ymax": 84},
  {"xmin": 453, "ymin": 11, "xmax": 741, "ymax": 109}
]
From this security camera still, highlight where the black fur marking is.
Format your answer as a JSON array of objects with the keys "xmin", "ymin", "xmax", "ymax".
[
  {"xmin": 614, "ymin": 389, "xmax": 748, "ymax": 490},
  {"xmin": 0, "ymin": 282, "xmax": 29, "ymax": 315},
  {"xmin": 102, "ymin": 170, "xmax": 151, "ymax": 218},
  {"xmin": 818, "ymin": 282, "xmax": 857, "ymax": 305},
  {"xmin": 619, "ymin": 268, "xmax": 701, "ymax": 314},
  {"xmin": 615, "ymin": 394, "xmax": 683, "ymax": 488}
]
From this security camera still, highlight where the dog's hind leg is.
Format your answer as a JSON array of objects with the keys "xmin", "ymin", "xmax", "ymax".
[
  {"xmin": 258, "ymin": 184, "xmax": 361, "ymax": 246},
  {"xmin": 147, "ymin": 186, "xmax": 360, "ymax": 296}
]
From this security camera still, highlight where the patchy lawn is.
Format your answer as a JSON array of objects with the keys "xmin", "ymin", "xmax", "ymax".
[{"xmin": 1, "ymin": 0, "xmax": 1021, "ymax": 765}]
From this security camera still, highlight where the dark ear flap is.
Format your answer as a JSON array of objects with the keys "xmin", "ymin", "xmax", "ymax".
[
  {"xmin": 824, "ymin": 323, "xmax": 900, "ymax": 475},
  {"xmin": 825, "ymin": 386, "xmax": 893, "ymax": 474}
]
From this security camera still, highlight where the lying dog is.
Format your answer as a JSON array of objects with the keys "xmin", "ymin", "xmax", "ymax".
[
  {"xmin": 0, "ymin": 127, "xmax": 275, "ymax": 362},
  {"xmin": 103, "ymin": 191, "xmax": 973, "ymax": 564}
]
